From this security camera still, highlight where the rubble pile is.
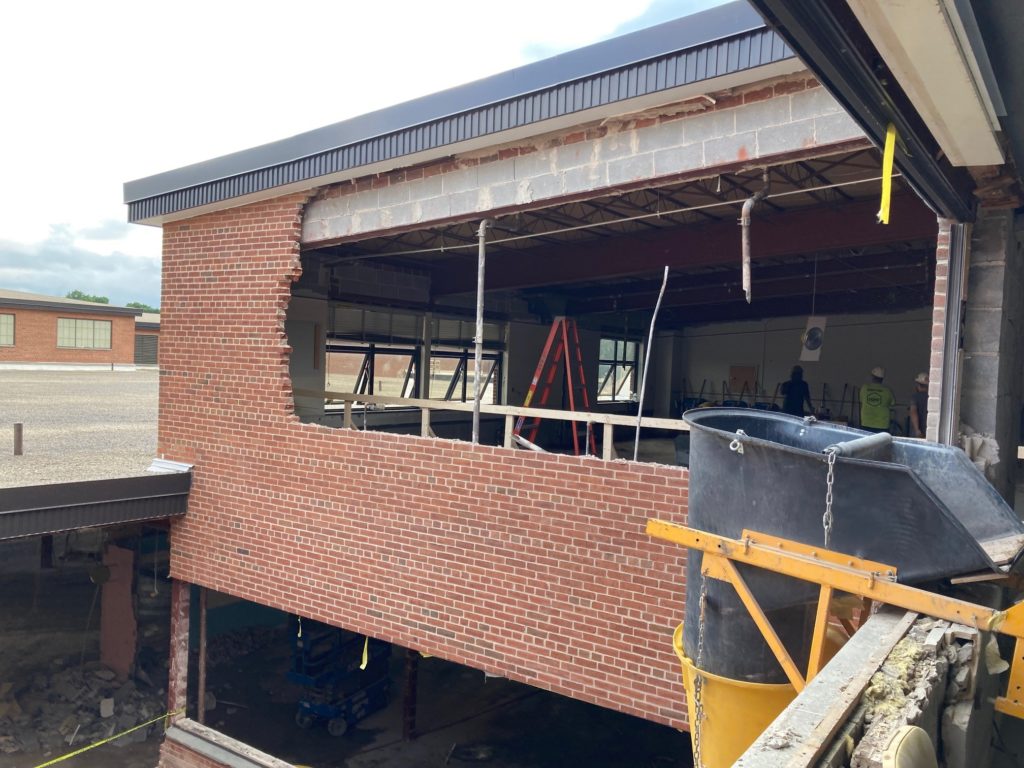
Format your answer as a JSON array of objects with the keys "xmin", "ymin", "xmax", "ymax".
[
  {"xmin": 0, "ymin": 661, "xmax": 165, "ymax": 757},
  {"xmin": 203, "ymin": 625, "xmax": 286, "ymax": 668}
]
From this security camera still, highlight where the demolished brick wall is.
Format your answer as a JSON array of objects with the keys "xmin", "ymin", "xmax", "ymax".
[{"xmin": 158, "ymin": 194, "xmax": 690, "ymax": 730}]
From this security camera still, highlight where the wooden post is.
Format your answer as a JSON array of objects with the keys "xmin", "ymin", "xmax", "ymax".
[
  {"xmin": 197, "ymin": 587, "xmax": 208, "ymax": 724},
  {"xmin": 403, "ymin": 648, "xmax": 420, "ymax": 741},
  {"xmin": 602, "ymin": 423, "xmax": 614, "ymax": 461},
  {"xmin": 344, "ymin": 401, "xmax": 353, "ymax": 429},
  {"xmin": 503, "ymin": 414, "xmax": 514, "ymax": 449},
  {"xmin": 13, "ymin": 422, "xmax": 23, "ymax": 455},
  {"xmin": 420, "ymin": 408, "xmax": 431, "ymax": 438}
]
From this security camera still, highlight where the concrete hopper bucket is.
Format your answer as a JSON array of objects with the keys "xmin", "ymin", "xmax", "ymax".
[{"xmin": 681, "ymin": 408, "xmax": 1024, "ymax": 684}]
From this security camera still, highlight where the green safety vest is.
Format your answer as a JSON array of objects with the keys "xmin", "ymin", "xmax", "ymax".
[{"xmin": 860, "ymin": 383, "xmax": 895, "ymax": 429}]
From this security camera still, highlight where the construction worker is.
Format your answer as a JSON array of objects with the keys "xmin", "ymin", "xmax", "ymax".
[
  {"xmin": 781, "ymin": 365, "xmax": 814, "ymax": 416},
  {"xmin": 859, "ymin": 366, "xmax": 895, "ymax": 433},
  {"xmin": 909, "ymin": 372, "xmax": 928, "ymax": 438}
]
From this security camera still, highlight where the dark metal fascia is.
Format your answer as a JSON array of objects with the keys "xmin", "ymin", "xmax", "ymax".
[
  {"xmin": 0, "ymin": 473, "xmax": 191, "ymax": 541},
  {"xmin": 125, "ymin": 18, "xmax": 795, "ymax": 223},
  {"xmin": 748, "ymin": 0, "xmax": 975, "ymax": 222},
  {"xmin": 0, "ymin": 298, "xmax": 142, "ymax": 317}
]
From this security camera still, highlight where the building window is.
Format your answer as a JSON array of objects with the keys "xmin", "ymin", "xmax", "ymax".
[
  {"xmin": 597, "ymin": 338, "xmax": 640, "ymax": 402},
  {"xmin": 0, "ymin": 314, "xmax": 13, "ymax": 346},
  {"xmin": 57, "ymin": 318, "xmax": 112, "ymax": 349}
]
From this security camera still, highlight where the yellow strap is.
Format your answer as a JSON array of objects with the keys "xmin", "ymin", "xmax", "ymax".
[
  {"xmin": 877, "ymin": 123, "xmax": 897, "ymax": 224},
  {"xmin": 32, "ymin": 708, "xmax": 185, "ymax": 768},
  {"xmin": 360, "ymin": 636, "xmax": 369, "ymax": 670}
]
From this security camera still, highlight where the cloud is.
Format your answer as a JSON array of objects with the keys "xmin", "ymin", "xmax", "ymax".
[
  {"xmin": 75, "ymin": 219, "xmax": 135, "ymax": 241},
  {"xmin": 0, "ymin": 225, "xmax": 160, "ymax": 308}
]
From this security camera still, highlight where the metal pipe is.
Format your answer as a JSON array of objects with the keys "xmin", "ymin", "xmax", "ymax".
[
  {"xmin": 472, "ymin": 219, "xmax": 492, "ymax": 444},
  {"xmin": 825, "ymin": 431, "xmax": 892, "ymax": 458},
  {"xmin": 13, "ymin": 423, "xmax": 23, "ymax": 456},
  {"xmin": 740, "ymin": 169, "xmax": 771, "ymax": 303},
  {"xmin": 634, "ymin": 267, "xmax": 670, "ymax": 462}
]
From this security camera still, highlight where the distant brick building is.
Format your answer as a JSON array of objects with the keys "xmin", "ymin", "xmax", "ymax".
[
  {"xmin": 0, "ymin": 289, "xmax": 140, "ymax": 368},
  {"xmin": 134, "ymin": 312, "xmax": 161, "ymax": 365}
]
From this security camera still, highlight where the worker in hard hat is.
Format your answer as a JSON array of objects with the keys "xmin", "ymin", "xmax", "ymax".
[
  {"xmin": 859, "ymin": 366, "xmax": 895, "ymax": 433},
  {"xmin": 908, "ymin": 372, "xmax": 928, "ymax": 438}
]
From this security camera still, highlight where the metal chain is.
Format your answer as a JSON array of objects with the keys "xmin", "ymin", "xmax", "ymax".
[
  {"xmin": 822, "ymin": 447, "xmax": 838, "ymax": 548},
  {"xmin": 692, "ymin": 577, "xmax": 709, "ymax": 768}
]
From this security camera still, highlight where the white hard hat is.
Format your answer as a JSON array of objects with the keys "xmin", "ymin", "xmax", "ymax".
[{"xmin": 871, "ymin": 366, "xmax": 885, "ymax": 379}]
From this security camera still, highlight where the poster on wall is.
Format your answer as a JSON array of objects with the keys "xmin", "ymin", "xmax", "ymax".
[{"xmin": 799, "ymin": 316, "xmax": 827, "ymax": 362}]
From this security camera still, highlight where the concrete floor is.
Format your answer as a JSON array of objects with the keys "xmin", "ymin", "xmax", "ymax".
[{"xmin": 0, "ymin": 369, "xmax": 157, "ymax": 488}]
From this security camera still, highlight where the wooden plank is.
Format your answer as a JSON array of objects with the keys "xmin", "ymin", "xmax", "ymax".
[
  {"xmin": 979, "ymin": 533, "xmax": 1024, "ymax": 566},
  {"xmin": 602, "ymin": 423, "xmax": 614, "ymax": 461},
  {"xmin": 735, "ymin": 607, "xmax": 917, "ymax": 767},
  {"xmin": 294, "ymin": 387, "xmax": 691, "ymax": 432}
]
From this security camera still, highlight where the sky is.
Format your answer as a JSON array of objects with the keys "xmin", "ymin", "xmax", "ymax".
[{"xmin": 0, "ymin": 0, "xmax": 729, "ymax": 308}]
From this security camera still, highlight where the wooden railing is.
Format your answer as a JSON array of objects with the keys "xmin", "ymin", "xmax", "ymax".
[{"xmin": 294, "ymin": 389, "xmax": 689, "ymax": 461}]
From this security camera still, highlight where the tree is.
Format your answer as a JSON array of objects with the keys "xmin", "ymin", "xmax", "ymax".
[
  {"xmin": 66, "ymin": 290, "xmax": 109, "ymax": 304},
  {"xmin": 126, "ymin": 301, "xmax": 160, "ymax": 313}
]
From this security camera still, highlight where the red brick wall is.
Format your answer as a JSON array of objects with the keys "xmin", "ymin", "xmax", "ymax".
[
  {"xmin": 927, "ymin": 218, "xmax": 950, "ymax": 441},
  {"xmin": 0, "ymin": 307, "xmax": 135, "ymax": 364},
  {"xmin": 159, "ymin": 195, "xmax": 690, "ymax": 729}
]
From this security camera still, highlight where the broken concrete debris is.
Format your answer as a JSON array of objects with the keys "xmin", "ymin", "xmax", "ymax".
[
  {"xmin": 0, "ymin": 660, "xmax": 165, "ymax": 755},
  {"xmin": 851, "ymin": 617, "xmax": 989, "ymax": 768}
]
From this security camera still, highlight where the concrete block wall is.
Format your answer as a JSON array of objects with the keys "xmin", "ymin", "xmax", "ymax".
[
  {"xmin": 959, "ymin": 210, "xmax": 1024, "ymax": 499},
  {"xmin": 0, "ymin": 307, "xmax": 136, "ymax": 365},
  {"xmin": 159, "ymin": 196, "xmax": 691, "ymax": 731},
  {"xmin": 302, "ymin": 76, "xmax": 864, "ymax": 245}
]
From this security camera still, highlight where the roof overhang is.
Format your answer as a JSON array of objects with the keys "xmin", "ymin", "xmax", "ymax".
[
  {"xmin": 0, "ymin": 298, "xmax": 142, "ymax": 317},
  {"xmin": 844, "ymin": 0, "xmax": 1003, "ymax": 167},
  {"xmin": 124, "ymin": 2, "xmax": 800, "ymax": 226},
  {"xmin": 748, "ymin": 0, "xmax": 978, "ymax": 221},
  {"xmin": 0, "ymin": 472, "xmax": 191, "ymax": 541}
]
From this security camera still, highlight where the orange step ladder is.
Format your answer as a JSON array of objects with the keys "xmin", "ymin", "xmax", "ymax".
[{"xmin": 513, "ymin": 316, "xmax": 598, "ymax": 456}]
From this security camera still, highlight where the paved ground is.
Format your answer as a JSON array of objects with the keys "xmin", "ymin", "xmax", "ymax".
[{"xmin": 0, "ymin": 370, "xmax": 157, "ymax": 488}]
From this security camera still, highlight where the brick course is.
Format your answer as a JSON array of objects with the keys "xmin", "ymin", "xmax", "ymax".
[
  {"xmin": 0, "ymin": 307, "xmax": 135, "ymax": 365},
  {"xmin": 160, "ymin": 196, "xmax": 691, "ymax": 730}
]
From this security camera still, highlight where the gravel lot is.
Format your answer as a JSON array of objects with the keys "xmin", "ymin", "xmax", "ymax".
[{"xmin": 0, "ymin": 369, "xmax": 157, "ymax": 488}]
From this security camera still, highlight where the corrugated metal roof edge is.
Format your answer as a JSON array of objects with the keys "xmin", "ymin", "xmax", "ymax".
[
  {"xmin": 124, "ymin": 2, "xmax": 765, "ymax": 205},
  {"xmin": 127, "ymin": 27, "xmax": 796, "ymax": 224},
  {"xmin": 0, "ymin": 472, "xmax": 191, "ymax": 541}
]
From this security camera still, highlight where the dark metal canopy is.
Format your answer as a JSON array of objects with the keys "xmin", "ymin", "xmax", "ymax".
[
  {"xmin": 0, "ymin": 473, "xmax": 191, "ymax": 541},
  {"xmin": 124, "ymin": 2, "xmax": 795, "ymax": 225},
  {"xmin": 747, "ymin": 0, "xmax": 976, "ymax": 221}
]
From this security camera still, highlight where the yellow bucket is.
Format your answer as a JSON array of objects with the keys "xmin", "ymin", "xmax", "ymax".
[{"xmin": 673, "ymin": 623, "xmax": 796, "ymax": 768}]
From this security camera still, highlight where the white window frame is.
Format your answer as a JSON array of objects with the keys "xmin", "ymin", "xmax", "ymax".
[
  {"xmin": 0, "ymin": 314, "xmax": 13, "ymax": 346},
  {"xmin": 57, "ymin": 318, "xmax": 112, "ymax": 350}
]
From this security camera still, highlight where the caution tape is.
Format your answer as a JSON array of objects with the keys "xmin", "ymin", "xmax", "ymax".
[
  {"xmin": 877, "ymin": 123, "xmax": 897, "ymax": 224},
  {"xmin": 32, "ymin": 707, "xmax": 185, "ymax": 768}
]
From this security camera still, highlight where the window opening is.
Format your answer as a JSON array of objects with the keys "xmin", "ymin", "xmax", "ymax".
[{"xmin": 597, "ymin": 338, "xmax": 640, "ymax": 402}]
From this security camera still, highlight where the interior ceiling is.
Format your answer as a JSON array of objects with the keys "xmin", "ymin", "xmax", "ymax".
[{"xmin": 304, "ymin": 148, "xmax": 939, "ymax": 329}]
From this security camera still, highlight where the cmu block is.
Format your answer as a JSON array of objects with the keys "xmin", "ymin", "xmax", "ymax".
[
  {"xmin": 160, "ymin": 195, "xmax": 691, "ymax": 730},
  {"xmin": 303, "ymin": 79, "xmax": 867, "ymax": 245}
]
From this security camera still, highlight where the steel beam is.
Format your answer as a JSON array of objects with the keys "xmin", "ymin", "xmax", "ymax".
[{"xmin": 431, "ymin": 194, "xmax": 936, "ymax": 296}]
